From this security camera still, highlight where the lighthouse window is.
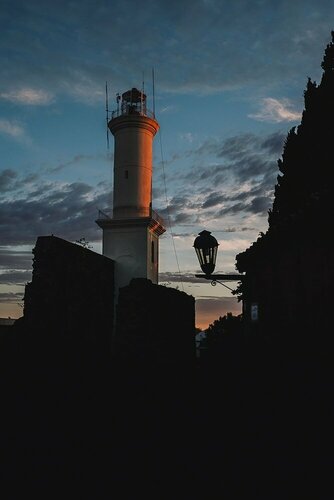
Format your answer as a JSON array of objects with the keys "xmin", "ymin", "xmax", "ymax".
[
  {"xmin": 151, "ymin": 241, "xmax": 155, "ymax": 263},
  {"xmin": 125, "ymin": 170, "xmax": 129, "ymax": 179}
]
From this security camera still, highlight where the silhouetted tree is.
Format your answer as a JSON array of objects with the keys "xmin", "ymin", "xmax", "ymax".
[
  {"xmin": 206, "ymin": 312, "xmax": 241, "ymax": 340},
  {"xmin": 235, "ymin": 33, "xmax": 334, "ymax": 342},
  {"xmin": 75, "ymin": 237, "xmax": 93, "ymax": 249},
  {"xmin": 202, "ymin": 312, "xmax": 243, "ymax": 365},
  {"xmin": 268, "ymin": 31, "xmax": 334, "ymax": 233}
]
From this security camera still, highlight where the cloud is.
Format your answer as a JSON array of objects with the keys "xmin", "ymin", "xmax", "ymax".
[
  {"xmin": 157, "ymin": 131, "xmax": 283, "ymax": 226},
  {"xmin": 159, "ymin": 269, "xmax": 244, "ymax": 285},
  {"xmin": 159, "ymin": 271, "xmax": 204, "ymax": 284},
  {"xmin": 216, "ymin": 196, "xmax": 272, "ymax": 217},
  {"xmin": 0, "ymin": 181, "xmax": 110, "ymax": 246},
  {"xmin": 249, "ymin": 196, "xmax": 272, "ymax": 214},
  {"xmin": 46, "ymin": 153, "xmax": 110, "ymax": 174},
  {"xmin": 0, "ymin": 248, "xmax": 33, "ymax": 269},
  {"xmin": 0, "ymin": 172, "xmax": 40, "ymax": 195},
  {"xmin": 0, "ymin": 292, "xmax": 24, "ymax": 303},
  {"xmin": 61, "ymin": 74, "xmax": 104, "ymax": 104},
  {"xmin": 179, "ymin": 132, "xmax": 195, "ymax": 143},
  {"xmin": 219, "ymin": 238, "xmax": 253, "ymax": 252},
  {"xmin": 191, "ymin": 132, "xmax": 285, "ymax": 165},
  {"xmin": 202, "ymin": 192, "xmax": 225, "ymax": 209},
  {"xmin": 0, "ymin": 1, "xmax": 333, "ymax": 99},
  {"xmin": 0, "ymin": 270, "xmax": 32, "ymax": 285},
  {"xmin": 0, "ymin": 119, "xmax": 26, "ymax": 139},
  {"xmin": 249, "ymin": 98, "xmax": 301, "ymax": 123},
  {"xmin": 0, "ymin": 169, "xmax": 17, "ymax": 191},
  {"xmin": 0, "ymin": 88, "xmax": 54, "ymax": 105},
  {"xmin": 261, "ymin": 132, "xmax": 287, "ymax": 155}
]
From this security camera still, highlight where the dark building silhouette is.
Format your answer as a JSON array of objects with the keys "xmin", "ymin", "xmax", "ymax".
[
  {"xmin": 7, "ymin": 235, "xmax": 116, "ymax": 397},
  {"xmin": 14, "ymin": 235, "xmax": 196, "ymax": 370},
  {"xmin": 115, "ymin": 277, "xmax": 196, "ymax": 367},
  {"xmin": 21, "ymin": 235, "xmax": 115, "ymax": 348},
  {"xmin": 235, "ymin": 33, "xmax": 334, "ymax": 346}
]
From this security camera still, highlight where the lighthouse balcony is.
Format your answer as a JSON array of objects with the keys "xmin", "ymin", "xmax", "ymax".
[{"xmin": 96, "ymin": 208, "xmax": 166, "ymax": 236}]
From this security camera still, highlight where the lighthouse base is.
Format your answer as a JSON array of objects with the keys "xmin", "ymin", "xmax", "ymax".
[{"xmin": 96, "ymin": 213, "xmax": 165, "ymax": 296}]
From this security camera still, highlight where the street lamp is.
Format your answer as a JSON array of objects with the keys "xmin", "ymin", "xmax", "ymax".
[
  {"xmin": 193, "ymin": 230, "xmax": 244, "ymax": 290},
  {"xmin": 193, "ymin": 230, "xmax": 219, "ymax": 276}
]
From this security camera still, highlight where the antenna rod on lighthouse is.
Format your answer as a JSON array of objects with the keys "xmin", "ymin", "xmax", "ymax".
[
  {"xmin": 105, "ymin": 81, "xmax": 110, "ymax": 150},
  {"xmin": 152, "ymin": 68, "xmax": 156, "ymax": 118},
  {"xmin": 142, "ymin": 71, "xmax": 145, "ymax": 115}
]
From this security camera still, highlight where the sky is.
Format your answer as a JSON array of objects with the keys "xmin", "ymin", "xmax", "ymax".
[{"xmin": 0, "ymin": 0, "xmax": 333, "ymax": 329}]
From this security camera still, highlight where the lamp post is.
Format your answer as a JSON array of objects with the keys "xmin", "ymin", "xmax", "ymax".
[{"xmin": 193, "ymin": 230, "xmax": 244, "ymax": 291}]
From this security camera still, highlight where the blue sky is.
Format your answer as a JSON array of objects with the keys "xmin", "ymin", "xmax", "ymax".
[{"xmin": 0, "ymin": 0, "xmax": 333, "ymax": 328}]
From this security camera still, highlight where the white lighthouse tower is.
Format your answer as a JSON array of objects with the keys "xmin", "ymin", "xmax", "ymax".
[{"xmin": 96, "ymin": 87, "xmax": 166, "ymax": 295}]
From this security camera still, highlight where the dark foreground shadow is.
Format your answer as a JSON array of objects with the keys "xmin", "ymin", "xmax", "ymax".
[{"xmin": 1, "ymin": 326, "xmax": 333, "ymax": 499}]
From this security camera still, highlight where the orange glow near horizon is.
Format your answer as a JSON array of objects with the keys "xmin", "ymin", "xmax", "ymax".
[
  {"xmin": 0, "ymin": 302, "xmax": 23, "ymax": 320},
  {"xmin": 195, "ymin": 296, "xmax": 242, "ymax": 330}
]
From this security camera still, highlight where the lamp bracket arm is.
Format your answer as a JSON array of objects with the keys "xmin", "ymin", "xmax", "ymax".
[{"xmin": 211, "ymin": 279, "xmax": 235, "ymax": 292}]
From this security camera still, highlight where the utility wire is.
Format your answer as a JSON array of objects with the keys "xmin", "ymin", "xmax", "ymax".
[{"xmin": 158, "ymin": 128, "xmax": 184, "ymax": 292}]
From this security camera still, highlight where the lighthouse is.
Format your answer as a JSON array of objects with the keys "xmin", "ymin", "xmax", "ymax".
[{"xmin": 96, "ymin": 87, "xmax": 166, "ymax": 295}]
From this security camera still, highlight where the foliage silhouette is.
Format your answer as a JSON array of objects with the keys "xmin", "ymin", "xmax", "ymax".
[{"xmin": 234, "ymin": 32, "xmax": 334, "ymax": 344}]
